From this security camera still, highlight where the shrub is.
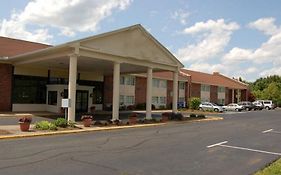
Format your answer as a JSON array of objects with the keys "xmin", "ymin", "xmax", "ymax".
[
  {"xmin": 49, "ymin": 123, "xmax": 58, "ymax": 130},
  {"xmin": 54, "ymin": 118, "xmax": 68, "ymax": 128},
  {"xmin": 190, "ymin": 113, "xmax": 197, "ymax": 118},
  {"xmin": 136, "ymin": 103, "xmax": 156, "ymax": 110},
  {"xmin": 68, "ymin": 120, "xmax": 76, "ymax": 128},
  {"xmin": 197, "ymin": 114, "xmax": 206, "ymax": 118},
  {"xmin": 126, "ymin": 105, "xmax": 136, "ymax": 110},
  {"xmin": 189, "ymin": 97, "xmax": 201, "ymax": 110},
  {"xmin": 136, "ymin": 103, "xmax": 146, "ymax": 110},
  {"xmin": 35, "ymin": 121, "xmax": 55, "ymax": 130},
  {"xmin": 174, "ymin": 113, "xmax": 184, "ymax": 121}
]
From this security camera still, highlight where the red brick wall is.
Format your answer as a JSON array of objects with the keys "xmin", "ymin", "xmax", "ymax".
[
  {"xmin": 166, "ymin": 80, "xmax": 173, "ymax": 108},
  {"xmin": 135, "ymin": 77, "xmax": 147, "ymax": 104},
  {"xmin": 225, "ymin": 87, "xmax": 229, "ymax": 104},
  {"xmin": 210, "ymin": 85, "xmax": 218, "ymax": 103},
  {"xmin": 0, "ymin": 63, "xmax": 13, "ymax": 111},
  {"xmin": 191, "ymin": 83, "xmax": 201, "ymax": 98},
  {"xmin": 103, "ymin": 75, "xmax": 113, "ymax": 107},
  {"xmin": 228, "ymin": 89, "xmax": 233, "ymax": 104},
  {"xmin": 241, "ymin": 89, "xmax": 247, "ymax": 101}
]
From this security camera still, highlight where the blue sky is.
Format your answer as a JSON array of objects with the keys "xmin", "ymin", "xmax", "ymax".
[{"xmin": 1, "ymin": 0, "xmax": 281, "ymax": 81}]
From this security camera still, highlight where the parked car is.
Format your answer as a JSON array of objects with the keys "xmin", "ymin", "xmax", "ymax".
[
  {"xmin": 237, "ymin": 101, "xmax": 255, "ymax": 111},
  {"xmin": 199, "ymin": 102, "xmax": 223, "ymax": 112},
  {"xmin": 253, "ymin": 101, "xmax": 264, "ymax": 110},
  {"xmin": 223, "ymin": 103, "xmax": 244, "ymax": 112},
  {"xmin": 260, "ymin": 100, "xmax": 275, "ymax": 110}
]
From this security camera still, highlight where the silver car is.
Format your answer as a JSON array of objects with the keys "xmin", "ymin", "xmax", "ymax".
[
  {"xmin": 199, "ymin": 102, "xmax": 223, "ymax": 112},
  {"xmin": 223, "ymin": 103, "xmax": 244, "ymax": 112}
]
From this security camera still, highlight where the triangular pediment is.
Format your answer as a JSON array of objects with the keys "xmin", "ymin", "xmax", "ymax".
[{"xmin": 80, "ymin": 25, "xmax": 182, "ymax": 67}]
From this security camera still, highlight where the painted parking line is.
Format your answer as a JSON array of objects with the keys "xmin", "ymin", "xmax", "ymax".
[
  {"xmin": 207, "ymin": 141, "xmax": 281, "ymax": 156},
  {"xmin": 262, "ymin": 129, "xmax": 281, "ymax": 134}
]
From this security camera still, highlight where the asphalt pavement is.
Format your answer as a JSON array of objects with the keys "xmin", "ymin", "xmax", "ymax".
[{"xmin": 0, "ymin": 109, "xmax": 280, "ymax": 175}]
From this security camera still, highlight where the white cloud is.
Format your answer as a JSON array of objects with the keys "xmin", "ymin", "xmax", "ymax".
[
  {"xmin": 188, "ymin": 62, "xmax": 226, "ymax": 74},
  {"xmin": 177, "ymin": 19, "xmax": 239, "ymax": 62},
  {"xmin": 248, "ymin": 17, "xmax": 280, "ymax": 36},
  {"xmin": 260, "ymin": 67, "xmax": 281, "ymax": 77},
  {"xmin": 0, "ymin": 0, "xmax": 132, "ymax": 43},
  {"xmin": 171, "ymin": 9, "xmax": 189, "ymax": 25},
  {"xmin": 223, "ymin": 17, "xmax": 281, "ymax": 65}
]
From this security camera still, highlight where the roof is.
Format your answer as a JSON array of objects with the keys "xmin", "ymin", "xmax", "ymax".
[
  {"xmin": 7, "ymin": 24, "xmax": 184, "ymax": 69},
  {"xmin": 0, "ymin": 36, "xmax": 51, "ymax": 57},
  {"xmin": 134, "ymin": 71, "xmax": 188, "ymax": 81},
  {"xmin": 181, "ymin": 69, "xmax": 248, "ymax": 89}
]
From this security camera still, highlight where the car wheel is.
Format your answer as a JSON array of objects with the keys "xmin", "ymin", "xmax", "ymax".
[
  {"xmin": 199, "ymin": 107, "xmax": 203, "ymax": 111},
  {"xmin": 235, "ymin": 108, "xmax": 239, "ymax": 112},
  {"xmin": 246, "ymin": 107, "xmax": 250, "ymax": 111},
  {"xmin": 265, "ymin": 106, "xmax": 270, "ymax": 110},
  {"xmin": 214, "ymin": 108, "xmax": 219, "ymax": 112}
]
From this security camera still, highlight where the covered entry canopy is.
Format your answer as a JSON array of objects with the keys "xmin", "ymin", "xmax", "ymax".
[{"xmin": 7, "ymin": 24, "xmax": 184, "ymax": 121}]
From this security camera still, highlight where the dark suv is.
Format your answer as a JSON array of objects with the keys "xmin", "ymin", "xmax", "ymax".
[{"xmin": 238, "ymin": 101, "xmax": 255, "ymax": 111}]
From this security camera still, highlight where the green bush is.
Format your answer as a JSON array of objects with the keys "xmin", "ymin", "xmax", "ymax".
[
  {"xmin": 189, "ymin": 97, "xmax": 201, "ymax": 110},
  {"xmin": 68, "ymin": 120, "xmax": 76, "ymax": 128},
  {"xmin": 35, "ymin": 121, "xmax": 57, "ymax": 130},
  {"xmin": 190, "ymin": 113, "xmax": 197, "ymax": 118},
  {"xmin": 49, "ymin": 123, "xmax": 58, "ymax": 130},
  {"xmin": 197, "ymin": 114, "xmax": 206, "ymax": 118},
  {"xmin": 54, "ymin": 118, "xmax": 68, "ymax": 128}
]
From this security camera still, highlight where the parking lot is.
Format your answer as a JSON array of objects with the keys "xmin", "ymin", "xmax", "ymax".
[{"xmin": 0, "ymin": 109, "xmax": 280, "ymax": 175}]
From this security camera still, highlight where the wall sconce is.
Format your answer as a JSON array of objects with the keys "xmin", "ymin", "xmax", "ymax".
[
  {"xmin": 90, "ymin": 93, "xmax": 93, "ymax": 98},
  {"xmin": 60, "ymin": 91, "xmax": 64, "ymax": 97}
]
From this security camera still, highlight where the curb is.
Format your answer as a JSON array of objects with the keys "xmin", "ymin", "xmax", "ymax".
[
  {"xmin": 0, "ymin": 117, "xmax": 223, "ymax": 140},
  {"xmin": 0, "ymin": 123, "xmax": 167, "ymax": 140}
]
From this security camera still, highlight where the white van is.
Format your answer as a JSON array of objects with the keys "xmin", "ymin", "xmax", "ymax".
[{"xmin": 258, "ymin": 100, "xmax": 275, "ymax": 110}]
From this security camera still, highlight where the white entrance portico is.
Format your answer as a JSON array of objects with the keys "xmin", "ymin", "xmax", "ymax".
[{"xmin": 7, "ymin": 24, "xmax": 184, "ymax": 121}]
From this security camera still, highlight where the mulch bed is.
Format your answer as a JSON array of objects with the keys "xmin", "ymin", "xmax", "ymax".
[{"xmin": 0, "ymin": 129, "xmax": 11, "ymax": 135}]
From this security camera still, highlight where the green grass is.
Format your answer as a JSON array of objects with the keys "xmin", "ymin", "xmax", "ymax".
[{"xmin": 255, "ymin": 158, "xmax": 281, "ymax": 175}]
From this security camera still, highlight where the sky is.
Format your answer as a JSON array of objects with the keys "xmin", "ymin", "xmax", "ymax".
[{"xmin": 1, "ymin": 0, "xmax": 281, "ymax": 82}]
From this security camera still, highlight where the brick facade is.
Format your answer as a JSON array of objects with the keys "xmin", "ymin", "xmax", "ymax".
[
  {"xmin": 166, "ymin": 80, "xmax": 173, "ymax": 108},
  {"xmin": 0, "ymin": 63, "xmax": 13, "ymax": 111},
  {"xmin": 103, "ymin": 75, "xmax": 113, "ymax": 109},
  {"xmin": 135, "ymin": 77, "xmax": 147, "ymax": 104},
  {"xmin": 225, "ymin": 87, "xmax": 230, "ymax": 104},
  {"xmin": 210, "ymin": 85, "xmax": 218, "ymax": 103},
  {"xmin": 191, "ymin": 83, "xmax": 201, "ymax": 98}
]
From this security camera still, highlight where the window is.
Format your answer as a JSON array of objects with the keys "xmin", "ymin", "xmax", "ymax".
[
  {"xmin": 179, "ymin": 82, "xmax": 185, "ymax": 90},
  {"xmin": 48, "ymin": 91, "xmax": 57, "ymax": 105},
  {"xmin": 120, "ymin": 76, "xmax": 125, "ymax": 85},
  {"xmin": 153, "ymin": 79, "xmax": 166, "ymax": 88},
  {"xmin": 120, "ymin": 76, "xmax": 135, "ymax": 85},
  {"xmin": 218, "ymin": 98, "xmax": 225, "ymax": 105},
  {"xmin": 120, "ymin": 95, "xmax": 125, "ymax": 105},
  {"xmin": 152, "ymin": 96, "xmax": 158, "ymax": 104},
  {"xmin": 179, "ymin": 97, "xmax": 185, "ymax": 102},
  {"xmin": 13, "ymin": 75, "xmax": 47, "ymax": 104},
  {"xmin": 201, "ymin": 97, "xmax": 210, "ymax": 102},
  {"xmin": 218, "ymin": 86, "xmax": 225, "ymax": 93},
  {"xmin": 152, "ymin": 96, "xmax": 166, "ymax": 104},
  {"xmin": 201, "ymin": 84, "xmax": 210, "ymax": 92},
  {"xmin": 92, "ymin": 83, "xmax": 103, "ymax": 104},
  {"xmin": 159, "ymin": 97, "xmax": 166, "ymax": 104},
  {"xmin": 120, "ymin": 95, "xmax": 135, "ymax": 105}
]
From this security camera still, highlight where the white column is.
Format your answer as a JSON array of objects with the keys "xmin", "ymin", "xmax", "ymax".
[
  {"xmin": 232, "ymin": 89, "xmax": 235, "ymax": 103},
  {"xmin": 146, "ymin": 67, "xmax": 153, "ymax": 120},
  {"xmin": 68, "ymin": 54, "xmax": 77, "ymax": 121},
  {"xmin": 172, "ymin": 71, "xmax": 178, "ymax": 113},
  {"xmin": 112, "ymin": 62, "xmax": 120, "ymax": 120}
]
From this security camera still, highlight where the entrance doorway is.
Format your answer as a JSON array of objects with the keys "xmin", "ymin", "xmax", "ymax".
[
  {"xmin": 76, "ymin": 90, "xmax": 89, "ymax": 113},
  {"xmin": 63, "ymin": 89, "xmax": 89, "ymax": 113}
]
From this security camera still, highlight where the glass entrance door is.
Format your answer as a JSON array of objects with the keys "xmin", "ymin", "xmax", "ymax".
[{"xmin": 76, "ymin": 90, "xmax": 89, "ymax": 113}]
